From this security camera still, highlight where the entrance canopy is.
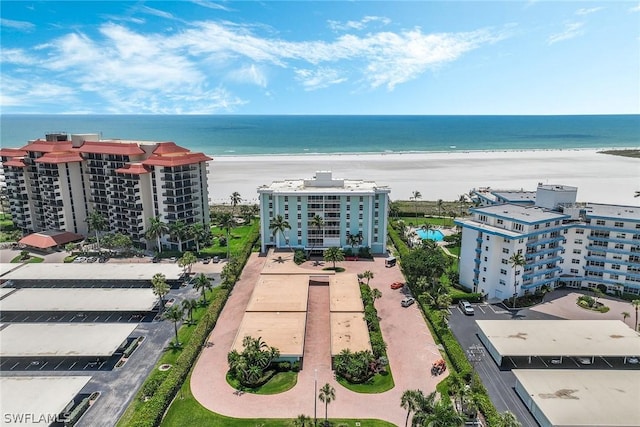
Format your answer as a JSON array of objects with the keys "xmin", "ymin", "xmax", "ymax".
[{"xmin": 18, "ymin": 230, "xmax": 83, "ymax": 249}]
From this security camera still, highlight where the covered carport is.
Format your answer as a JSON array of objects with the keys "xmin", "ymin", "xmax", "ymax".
[
  {"xmin": 476, "ymin": 320, "xmax": 640, "ymax": 369},
  {"xmin": 513, "ymin": 370, "xmax": 640, "ymax": 427},
  {"xmin": 0, "ymin": 288, "xmax": 158, "ymax": 322}
]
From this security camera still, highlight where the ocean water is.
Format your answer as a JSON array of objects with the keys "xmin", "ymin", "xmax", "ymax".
[{"xmin": 1, "ymin": 115, "xmax": 638, "ymax": 156}]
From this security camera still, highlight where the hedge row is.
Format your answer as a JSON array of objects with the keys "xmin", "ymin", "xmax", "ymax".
[{"xmin": 121, "ymin": 225, "xmax": 261, "ymax": 427}]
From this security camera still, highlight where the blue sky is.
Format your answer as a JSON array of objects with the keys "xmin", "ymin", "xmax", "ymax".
[{"xmin": 1, "ymin": 1, "xmax": 639, "ymax": 115}]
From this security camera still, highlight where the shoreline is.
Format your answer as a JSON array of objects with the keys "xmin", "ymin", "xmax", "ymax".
[{"xmin": 207, "ymin": 148, "xmax": 639, "ymax": 206}]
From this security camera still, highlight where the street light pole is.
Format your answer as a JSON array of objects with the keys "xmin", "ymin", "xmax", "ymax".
[{"xmin": 314, "ymin": 368, "xmax": 318, "ymax": 426}]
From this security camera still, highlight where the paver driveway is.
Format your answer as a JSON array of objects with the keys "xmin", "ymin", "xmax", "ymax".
[{"xmin": 190, "ymin": 254, "xmax": 446, "ymax": 426}]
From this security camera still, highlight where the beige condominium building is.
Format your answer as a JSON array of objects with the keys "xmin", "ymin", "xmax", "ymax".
[{"xmin": 0, "ymin": 133, "xmax": 211, "ymax": 251}]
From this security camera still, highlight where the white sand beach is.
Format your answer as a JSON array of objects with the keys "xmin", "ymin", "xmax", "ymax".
[{"xmin": 207, "ymin": 149, "xmax": 639, "ymax": 206}]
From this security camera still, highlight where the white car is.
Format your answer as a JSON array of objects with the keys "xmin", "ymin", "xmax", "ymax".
[{"xmin": 459, "ymin": 300, "xmax": 474, "ymax": 315}]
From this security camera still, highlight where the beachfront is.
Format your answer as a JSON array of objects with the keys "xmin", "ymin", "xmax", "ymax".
[{"xmin": 208, "ymin": 149, "xmax": 639, "ymax": 206}]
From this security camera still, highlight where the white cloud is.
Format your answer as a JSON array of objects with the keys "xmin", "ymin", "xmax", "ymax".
[
  {"xmin": 328, "ymin": 16, "xmax": 391, "ymax": 32},
  {"xmin": 191, "ymin": 0, "xmax": 233, "ymax": 12},
  {"xmin": 0, "ymin": 18, "xmax": 35, "ymax": 31},
  {"xmin": 576, "ymin": 7, "xmax": 604, "ymax": 16},
  {"xmin": 630, "ymin": 3, "xmax": 640, "ymax": 12},
  {"xmin": 227, "ymin": 64, "xmax": 268, "ymax": 87},
  {"xmin": 0, "ymin": 48, "xmax": 39, "ymax": 65},
  {"xmin": 139, "ymin": 5, "xmax": 175, "ymax": 20},
  {"xmin": 294, "ymin": 68, "xmax": 347, "ymax": 91},
  {"xmin": 548, "ymin": 22, "xmax": 584, "ymax": 44}
]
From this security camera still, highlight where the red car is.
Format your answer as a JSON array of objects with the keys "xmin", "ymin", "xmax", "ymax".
[{"xmin": 390, "ymin": 282, "xmax": 404, "ymax": 290}]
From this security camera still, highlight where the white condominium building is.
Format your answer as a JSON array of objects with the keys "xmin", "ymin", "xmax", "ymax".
[
  {"xmin": 0, "ymin": 133, "xmax": 211, "ymax": 251},
  {"xmin": 458, "ymin": 184, "xmax": 640, "ymax": 300},
  {"xmin": 258, "ymin": 171, "xmax": 390, "ymax": 255}
]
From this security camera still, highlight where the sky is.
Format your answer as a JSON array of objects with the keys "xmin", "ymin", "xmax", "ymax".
[{"xmin": 1, "ymin": 1, "xmax": 639, "ymax": 115}]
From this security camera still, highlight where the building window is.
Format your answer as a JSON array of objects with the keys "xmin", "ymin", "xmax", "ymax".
[
  {"xmin": 513, "ymin": 223, "xmax": 523, "ymax": 231},
  {"xmin": 573, "ymin": 249, "xmax": 581, "ymax": 254},
  {"xmin": 486, "ymin": 236, "xmax": 490, "ymax": 241},
  {"xmin": 500, "ymin": 269, "xmax": 507, "ymax": 275},
  {"xmin": 596, "ymin": 220, "xmax": 605, "ymax": 226},
  {"xmin": 614, "ymin": 222, "xmax": 624, "ymax": 228},
  {"xmin": 497, "ymin": 219, "xmax": 503, "ymax": 225},
  {"xmin": 614, "ymin": 243, "xmax": 624, "ymax": 249},
  {"xmin": 502, "ymin": 259, "xmax": 508, "ymax": 264},
  {"xmin": 570, "ymin": 268, "xmax": 579, "ymax": 274},
  {"xmin": 574, "ymin": 239, "xmax": 582, "ymax": 244},
  {"xmin": 572, "ymin": 259, "xmax": 580, "ymax": 264},
  {"xmin": 484, "ymin": 257, "xmax": 488, "ymax": 262},
  {"xmin": 610, "ymin": 274, "xmax": 619, "ymax": 280},
  {"xmin": 616, "ymin": 233, "xmax": 626, "ymax": 239},
  {"xmin": 482, "ymin": 277, "xmax": 486, "ymax": 282},
  {"xmin": 502, "ymin": 248, "xmax": 509, "ymax": 254},
  {"xmin": 479, "ymin": 215, "xmax": 487, "ymax": 222},
  {"xmin": 534, "ymin": 224, "xmax": 540, "ymax": 230},
  {"xmin": 499, "ymin": 280, "xmax": 506, "ymax": 285},
  {"xmin": 611, "ymin": 264, "xmax": 621, "ymax": 270}
]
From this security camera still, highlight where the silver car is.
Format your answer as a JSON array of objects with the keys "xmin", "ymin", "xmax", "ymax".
[{"xmin": 459, "ymin": 300, "xmax": 474, "ymax": 315}]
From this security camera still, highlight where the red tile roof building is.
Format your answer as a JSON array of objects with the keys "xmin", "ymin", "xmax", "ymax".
[{"xmin": 1, "ymin": 133, "xmax": 212, "ymax": 251}]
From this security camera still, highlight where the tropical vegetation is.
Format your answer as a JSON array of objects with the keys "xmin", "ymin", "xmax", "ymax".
[{"xmin": 227, "ymin": 336, "xmax": 280, "ymax": 388}]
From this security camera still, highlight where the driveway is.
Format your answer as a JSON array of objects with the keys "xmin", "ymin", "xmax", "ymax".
[{"xmin": 190, "ymin": 254, "xmax": 445, "ymax": 426}]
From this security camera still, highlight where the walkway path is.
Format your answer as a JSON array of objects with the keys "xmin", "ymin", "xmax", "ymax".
[{"xmin": 190, "ymin": 253, "xmax": 446, "ymax": 426}]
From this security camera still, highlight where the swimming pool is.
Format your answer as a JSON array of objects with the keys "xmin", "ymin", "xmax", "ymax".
[{"xmin": 416, "ymin": 229, "xmax": 445, "ymax": 241}]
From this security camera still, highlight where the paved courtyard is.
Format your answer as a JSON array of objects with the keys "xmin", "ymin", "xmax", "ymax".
[{"xmin": 190, "ymin": 253, "xmax": 445, "ymax": 426}]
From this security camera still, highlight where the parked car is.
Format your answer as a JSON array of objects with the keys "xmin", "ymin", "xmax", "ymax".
[
  {"xmin": 390, "ymin": 281, "xmax": 404, "ymax": 290},
  {"xmin": 212, "ymin": 256, "xmax": 220, "ymax": 263},
  {"xmin": 459, "ymin": 300, "xmax": 474, "ymax": 315},
  {"xmin": 401, "ymin": 297, "xmax": 415, "ymax": 307},
  {"xmin": 202, "ymin": 257, "xmax": 211, "ymax": 264}
]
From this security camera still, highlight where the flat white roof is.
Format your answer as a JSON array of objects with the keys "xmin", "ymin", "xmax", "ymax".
[
  {"xmin": 514, "ymin": 370, "xmax": 640, "ymax": 427},
  {"xmin": 0, "ymin": 376, "xmax": 92, "ymax": 427},
  {"xmin": 0, "ymin": 287, "xmax": 16, "ymax": 299},
  {"xmin": 231, "ymin": 312, "xmax": 306, "ymax": 358},
  {"xmin": 474, "ymin": 203, "xmax": 568, "ymax": 222},
  {"xmin": 0, "ymin": 288, "xmax": 157, "ymax": 312},
  {"xmin": 583, "ymin": 203, "xmax": 640, "ymax": 221},
  {"xmin": 330, "ymin": 312, "xmax": 372, "ymax": 356},
  {"xmin": 258, "ymin": 172, "xmax": 389, "ymax": 195},
  {"xmin": 0, "ymin": 263, "xmax": 183, "ymax": 281},
  {"xmin": 0, "ymin": 323, "xmax": 137, "ymax": 357},
  {"xmin": 477, "ymin": 320, "xmax": 640, "ymax": 357},
  {"xmin": 246, "ymin": 275, "xmax": 309, "ymax": 312},
  {"xmin": 329, "ymin": 275, "xmax": 365, "ymax": 312}
]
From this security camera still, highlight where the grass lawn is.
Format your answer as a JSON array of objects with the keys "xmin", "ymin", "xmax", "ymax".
[
  {"xmin": 226, "ymin": 371, "xmax": 298, "ymax": 395},
  {"xmin": 10, "ymin": 255, "xmax": 44, "ymax": 263},
  {"xmin": 201, "ymin": 222, "xmax": 258, "ymax": 258},
  {"xmin": 336, "ymin": 370, "xmax": 395, "ymax": 394},
  {"xmin": 395, "ymin": 216, "xmax": 456, "ymax": 227},
  {"xmin": 161, "ymin": 375, "xmax": 395, "ymax": 427},
  {"xmin": 446, "ymin": 246, "xmax": 460, "ymax": 257}
]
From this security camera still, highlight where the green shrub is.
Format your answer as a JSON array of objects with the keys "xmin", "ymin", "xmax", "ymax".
[
  {"xmin": 140, "ymin": 371, "xmax": 168, "ymax": 401},
  {"xmin": 292, "ymin": 361, "xmax": 301, "ymax": 372},
  {"xmin": 293, "ymin": 249, "xmax": 307, "ymax": 265},
  {"xmin": 598, "ymin": 305, "xmax": 610, "ymax": 313},
  {"xmin": 66, "ymin": 397, "xmax": 90, "ymax": 426}
]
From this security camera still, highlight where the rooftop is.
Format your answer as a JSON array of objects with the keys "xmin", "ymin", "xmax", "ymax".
[
  {"xmin": 18, "ymin": 230, "xmax": 83, "ymax": 249},
  {"xmin": 231, "ymin": 312, "xmax": 306, "ymax": 358},
  {"xmin": 245, "ymin": 275, "xmax": 309, "ymax": 312},
  {"xmin": 0, "ymin": 262, "xmax": 183, "ymax": 281},
  {"xmin": 0, "ymin": 323, "xmax": 137, "ymax": 357},
  {"xmin": 472, "ymin": 203, "xmax": 569, "ymax": 223},
  {"xmin": 258, "ymin": 171, "xmax": 390, "ymax": 195},
  {"xmin": 477, "ymin": 320, "xmax": 640, "ymax": 358},
  {"xmin": 581, "ymin": 203, "xmax": 640, "ymax": 221},
  {"xmin": 0, "ymin": 288, "xmax": 157, "ymax": 312},
  {"xmin": 514, "ymin": 370, "xmax": 640, "ymax": 427},
  {"xmin": 492, "ymin": 190, "xmax": 537, "ymax": 202},
  {"xmin": 329, "ymin": 274, "xmax": 365, "ymax": 312},
  {"xmin": 0, "ymin": 376, "xmax": 92, "ymax": 427},
  {"xmin": 330, "ymin": 312, "xmax": 372, "ymax": 356}
]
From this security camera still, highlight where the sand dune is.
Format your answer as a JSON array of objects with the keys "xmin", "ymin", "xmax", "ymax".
[{"xmin": 207, "ymin": 149, "xmax": 639, "ymax": 206}]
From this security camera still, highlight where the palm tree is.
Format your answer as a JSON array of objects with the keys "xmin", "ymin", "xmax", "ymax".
[
  {"xmin": 293, "ymin": 414, "xmax": 311, "ymax": 427},
  {"xmin": 509, "ymin": 253, "xmax": 526, "ymax": 309},
  {"xmin": 632, "ymin": 300, "xmax": 640, "ymax": 331},
  {"xmin": 230, "ymin": 192, "xmax": 242, "ymax": 215},
  {"xmin": 145, "ymin": 216, "xmax": 169, "ymax": 253},
  {"xmin": 269, "ymin": 214, "xmax": 292, "ymax": 251},
  {"xmin": 497, "ymin": 411, "xmax": 522, "ymax": 427},
  {"xmin": 163, "ymin": 305, "xmax": 184, "ymax": 346},
  {"xmin": 193, "ymin": 273, "xmax": 213, "ymax": 304},
  {"xmin": 400, "ymin": 390, "xmax": 420, "ymax": 427},
  {"xmin": 410, "ymin": 190, "xmax": 422, "ymax": 219},
  {"xmin": 437, "ymin": 198, "xmax": 443, "ymax": 219},
  {"xmin": 346, "ymin": 233, "xmax": 363, "ymax": 255},
  {"xmin": 424, "ymin": 399, "xmax": 464, "ymax": 427},
  {"xmin": 219, "ymin": 212, "xmax": 236, "ymax": 260},
  {"xmin": 622, "ymin": 311, "xmax": 631, "ymax": 326},
  {"xmin": 85, "ymin": 211, "xmax": 107, "ymax": 251},
  {"xmin": 361, "ymin": 270, "xmax": 374, "ymax": 286},
  {"xmin": 371, "ymin": 288, "xmax": 382, "ymax": 306},
  {"xmin": 324, "ymin": 247, "xmax": 345, "ymax": 270},
  {"xmin": 187, "ymin": 222, "xmax": 207, "ymax": 253},
  {"xmin": 309, "ymin": 214, "xmax": 324, "ymax": 254},
  {"xmin": 409, "ymin": 390, "xmax": 437, "ymax": 426},
  {"xmin": 169, "ymin": 220, "xmax": 187, "ymax": 253},
  {"xmin": 178, "ymin": 251, "xmax": 197, "ymax": 275},
  {"xmin": 151, "ymin": 273, "xmax": 170, "ymax": 313},
  {"xmin": 318, "ymin": 383, "xmax": 335, "ymax": 426},
  {"xmin": 181, "ymin": 298, "xmax": 198, "ymax": 324}
]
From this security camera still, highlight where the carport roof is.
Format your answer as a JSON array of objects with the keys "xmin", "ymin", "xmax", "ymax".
[
  {"xmin": 245, "ymin": 275, "xmax": 309, "ymax": 312},
  {"xmin": 0, "ymin": 323, "xmax": 137, "ymax": 357},
  {"xmin": 231, "ymin": 312, "xmax": 306, "ymax": 358},
  {"xmin": 329, "ymin": 274, "xmax": 365, "ymax": 312},
  {"xmin": 330, "ymin": 312, "xmax": 372, "ymax": 356},
  {"xmin": 514, "ymin": 370, "xmax": 640, "ymax": 427},
  {"xmin": 0, "ymin": 287, "xmax": 16, "ymax": 299},
  {"xmin": 477, "ymin": 320, "xmax": 640, "ymax": 357},
  {"xmin": 0, "ymin": 376, "xmax": 92, "ymax": 427},
  {"xmin": 0, "ymin": 288, "xmax": 157, "ymax": 312},
  {"xmin": 0, "ymin": 262, "xmax": 183, "ymax": 281}
]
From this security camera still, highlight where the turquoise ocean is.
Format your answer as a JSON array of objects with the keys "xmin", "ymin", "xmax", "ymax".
[{"xmin": 1, "ymin": 115, "xmax": 638, "ymax": 156}]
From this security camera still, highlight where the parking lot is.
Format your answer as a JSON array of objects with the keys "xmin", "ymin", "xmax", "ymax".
[
  {"xmin": 1, "ymin": 311, "xmax": 154, "ymax": 323},
  {"xmin": 448, "ymin": 289, "xmax": 640, "ymax": 427}
]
